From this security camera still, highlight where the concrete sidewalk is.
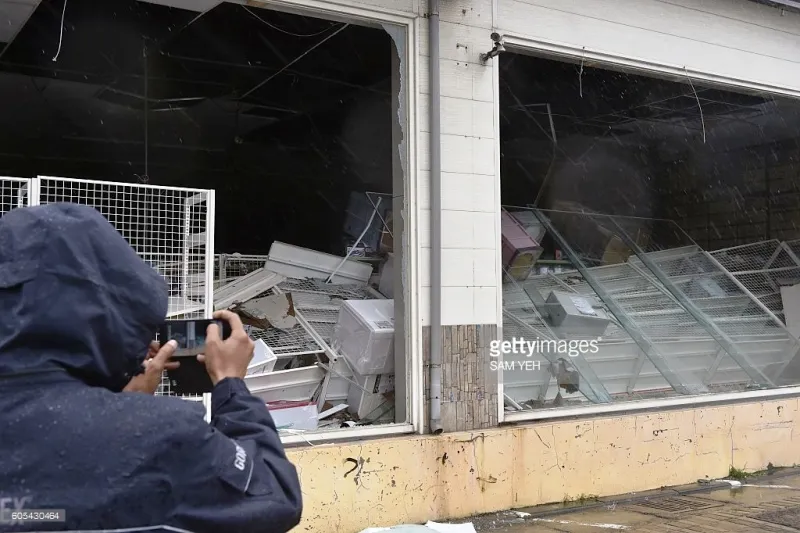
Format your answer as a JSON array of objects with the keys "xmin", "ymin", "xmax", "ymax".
[{"xmin": 468, "ymin": 469, "xmax": 800, "ymax": 532}]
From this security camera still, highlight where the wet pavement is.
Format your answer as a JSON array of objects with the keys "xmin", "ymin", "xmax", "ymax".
[{"xmin": 468, "ymin": 469, "xmax": 800, "ymax": 532}]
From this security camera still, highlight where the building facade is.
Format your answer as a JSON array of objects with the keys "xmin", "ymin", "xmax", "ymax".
[
  {"xmin": 3, "ymin": 0, "xmax": 800, "ymax": 531},
  {"xmin": 274, "ymin": 0, "xmax": 800, "ymax": 531}
]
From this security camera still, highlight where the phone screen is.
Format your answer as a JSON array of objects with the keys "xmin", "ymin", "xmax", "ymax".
[
  {"xmin": 161, "ymin": 319, "xmax": 217, "ymax": 357},
  {"xmin": 157, "ymin": 319, "xmax": 232, "ymax": 395}
]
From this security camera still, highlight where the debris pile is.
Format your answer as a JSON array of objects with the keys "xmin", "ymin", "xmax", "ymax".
[{"xmin": 208, "ymin": 194, "xmax": 396, "ymax": 433}]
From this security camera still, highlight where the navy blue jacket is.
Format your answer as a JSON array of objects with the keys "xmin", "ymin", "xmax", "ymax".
[{"xmin": 0, "ymin": 204, "xmax": 302, "ymax": 532}]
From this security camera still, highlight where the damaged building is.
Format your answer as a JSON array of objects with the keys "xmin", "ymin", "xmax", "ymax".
[
  {"xmin": 0, "ymin": 0, "xmax": 409, "ymax": 437},
  {"xmin": 5, "ymin": 0, "xmax": 800, "ymax": 531}
]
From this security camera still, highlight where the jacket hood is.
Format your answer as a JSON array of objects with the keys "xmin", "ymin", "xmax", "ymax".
[{"xmin": 0, "ymin": 203, "xmax": 168, "ymax": 391}]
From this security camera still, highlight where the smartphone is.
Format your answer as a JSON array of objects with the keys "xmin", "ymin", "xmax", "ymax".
[{"xmin": 157, "ymin": 319, "xmax": 232, "ymax": 395}]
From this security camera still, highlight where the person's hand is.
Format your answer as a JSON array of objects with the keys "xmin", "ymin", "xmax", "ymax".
[
  {"xmin": 198, "ymin": 310, "xmax": 254, "ymax": 385},
  {"xmin": 122, "ymin": 340, "xmax": 179, "ymax": 394}
]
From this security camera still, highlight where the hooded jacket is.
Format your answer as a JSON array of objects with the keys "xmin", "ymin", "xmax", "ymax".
[{"xmin": 0, "ymin": 203, "xmax": 302, "ymax": 532}]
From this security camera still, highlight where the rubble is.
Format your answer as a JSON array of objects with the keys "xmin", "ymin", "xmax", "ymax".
[
  {"xmin": 235, "ymin": 293, "xmax": 298, "ymax": 331},
  {"xmin": 214, "ymin": 268, "xmax": 285, "ymax": 310},
  {"xmin": 211, "ymin": 221, "xmax": 396, "ymax": 433}
]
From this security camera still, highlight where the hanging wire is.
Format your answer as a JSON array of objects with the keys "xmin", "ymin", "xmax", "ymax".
[
  {"xmin": 239, "ymin": 23, "xmax": 349, "ymax": 100},
  {"xmin": 52, "ymin": 0, "xmax": 68, "ymax": 62},
  {"xmin": 684, "ymin": 67, "xmax": 707, "ymax": 144},
  {"xmin": 242, "ymin": 5, "xmax": 337, "ymax": 38}
]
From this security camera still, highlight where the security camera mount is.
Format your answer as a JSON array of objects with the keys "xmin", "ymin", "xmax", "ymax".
[{"xmin": 480, "ymin": 32, "xmax": 506, "ymax": 62}]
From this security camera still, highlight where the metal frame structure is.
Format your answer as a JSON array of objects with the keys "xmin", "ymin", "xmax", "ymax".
[
  {"xmin": 33, "ymin": 176, "xmax": 215, "ymax": 319},
  {"xmin": 0, "ymin": 177, "xmax": 32, "ymax": 216},
  {"xmin": 253, "ymin": 0, "xmax": 422, "ymax": 443},
  {"xmin": 533, "ymin": 211, "xmax": 712, "ymax": 395},
  {"xmin": 609, "ymin": 218, "xmax": 775, "ymax": 387},
  {"xmin": 709, "ymin": 240, "xmax": 800, "ymax": 325}
]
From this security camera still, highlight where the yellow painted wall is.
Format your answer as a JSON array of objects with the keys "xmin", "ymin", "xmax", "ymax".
[{"xmin": 287, "ymin": 397, "xmax": 800, "ymax": 532}]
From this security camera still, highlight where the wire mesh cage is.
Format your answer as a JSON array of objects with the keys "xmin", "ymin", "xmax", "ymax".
[
  {"xmin": 0, "ymin": 177, "xmax": 30, "ymax": 217},
  {"xmin": 35, "ymin": 176, "xmax": 214, "ymax": 319},
  {"xmin": 4, "ymin": 177, "xmax": 215, "ymax": 398}
]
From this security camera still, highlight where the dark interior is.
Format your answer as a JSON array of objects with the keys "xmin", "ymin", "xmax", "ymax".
[
  {"xmin": 0, "ymin": 0, "xmax": 399, "ymax": 254},
  {"xmin": 500, "ymin": 52, "xmax": 800, "ymax": 253}
]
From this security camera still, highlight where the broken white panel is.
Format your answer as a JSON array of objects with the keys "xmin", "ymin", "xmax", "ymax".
[
  {"xmin": 425, "ymin": 523, "xmax": 478, "ymax": 533},
  {"xmin": 782, "ymin": 284, "xmax": 800, "ymax": 339},
  {"xmin": 267, "ymin": 401, "xmax": 318, "ymax": 431},
  {"xmin": 214, "ymin": 268, "xmax": 285, "ymax": 310},
  {"xmin": 318, "ymin": 403, "xmax": 348, "ymax": 420},
  {"xmin": 238, "ymin": 293, "xmax": 298, "ymax": 331},
  {"xmin": 347, "ymin": 371, "xmax": 394, "ymax": 419},
  {"xmin": 245, "ymin": 359, "xmax": 351, "ymax": 404},
  {"xmin": 247, "ymin": 339, "xmax": 277, "ymax": 375},
  {"xmin": 266, "ymin": 241, "xmax": 373, "ymax": 285},
  {"xmin": 246, "ymin": 366, "xmax": 324, "ymax": 403},
  {"xmin": 326, "ymin": 361, "xmax": 353, "ymax": 402}
]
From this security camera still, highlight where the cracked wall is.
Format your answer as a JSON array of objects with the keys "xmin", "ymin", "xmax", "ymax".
[{"xmin": 287, "ymin": 397, "xmax": 800, "ymax": 532}]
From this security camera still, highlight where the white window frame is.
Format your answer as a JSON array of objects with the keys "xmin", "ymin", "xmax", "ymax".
[
  {"xmin": 493, "ymin": 33, "xmax": 800, "ymax": 425},
  {"xmin": 248, "ymin": 0, "xmax": 423, "ymax": 444}
]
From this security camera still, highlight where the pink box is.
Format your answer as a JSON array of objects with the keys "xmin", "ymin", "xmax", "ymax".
[{"xmin": 502, "ymin": 211, "xmax": 542, "ymax": 281}]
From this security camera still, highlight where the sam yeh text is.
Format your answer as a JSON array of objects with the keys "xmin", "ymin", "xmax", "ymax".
[{"xmin": 490, "ymin": 360, "xmax": 544, "ymax": 372}]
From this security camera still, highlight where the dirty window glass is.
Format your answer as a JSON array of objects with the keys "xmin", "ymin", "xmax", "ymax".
[{"xmin": 499, "ymin": 52, "xmax": 800, "ymax": 413}]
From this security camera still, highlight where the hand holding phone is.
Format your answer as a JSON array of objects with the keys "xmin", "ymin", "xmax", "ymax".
[{"xmin": 198, "ymin": 310, "xmax": 255, "ymax": 386}]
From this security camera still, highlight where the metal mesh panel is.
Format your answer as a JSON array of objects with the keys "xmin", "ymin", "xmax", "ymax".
[
  {"xmin": 247, "ymin": 322, "xmax": 324, "ymax": 357},
  {"xmin": 710, "ymin": 240, "xmax": 800, "ymax": 323},
  {"xmin": 601, "ymin": 215, "xmax": 799, "ymax": 387},
  {"xmin": 215, "ymin": 254, "xmax": 269, "ymax": 283},
  {"xmin": 36, "ymin": 176, "xmax": 212, "ymax": 319},
  {"xmin": 785, "ymin": 239, "xmax": 800, "ymax": 260},
  {"xmin": 0, "ymin": 177, "xmax": 29, "ymax": 217},
  {"xmin": 275, "ymin": 278, "xmax": 378, "ymax": 344}
]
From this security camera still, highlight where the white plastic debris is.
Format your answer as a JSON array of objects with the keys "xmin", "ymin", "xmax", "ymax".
[
  {"xmin": 358, "ymin": 523, "xmax": 476, "ymax": 533},
  {"xmin": 425, "ymin": 522, "xmax": 477, "ymax": 533},
  {"xmin": 359, "ymin": 527, "xmax": 432, "ymax": 533}
]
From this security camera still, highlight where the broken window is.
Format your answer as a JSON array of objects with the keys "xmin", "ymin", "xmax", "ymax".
[
  {"xmin": 0, "ymin": 0, "xmax": 411, "ymax": 438},
  {"xmin": 499, "ymin": 51, "xmax": 800, "ymax": 414}
]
